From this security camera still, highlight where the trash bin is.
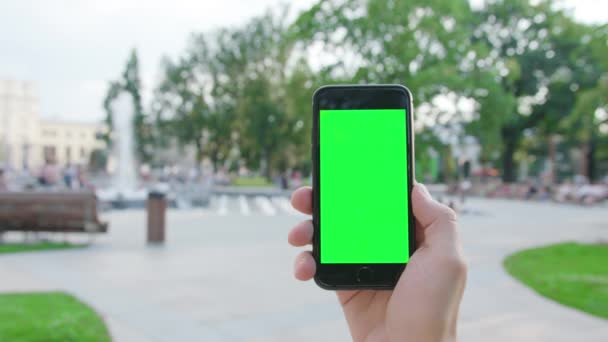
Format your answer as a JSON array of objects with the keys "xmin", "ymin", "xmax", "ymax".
[{"xmin": 147, "ymin": 191, "xmax": 166, "ymax": 243}]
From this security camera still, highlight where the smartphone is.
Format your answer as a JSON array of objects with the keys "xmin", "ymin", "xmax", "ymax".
[{"xmin": 312, "ymin": 84, "xmax": 416, "ymax": 290}]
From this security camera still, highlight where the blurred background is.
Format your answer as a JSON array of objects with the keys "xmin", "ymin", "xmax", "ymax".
[{"xmin": 0, "ymin": 0, "xmax": 606, "ymax": 341}]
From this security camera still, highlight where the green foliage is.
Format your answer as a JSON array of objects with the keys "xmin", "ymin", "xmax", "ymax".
[
  {"xmin": 292, "ymin": 0, "xmax": 477, "ymax": 98},
  {"xmin": 291, "ymin": 0, "xmax": 487, "ymax": 176},
  {"xmin": 103, "ymin": 49, "xmax": 154, "ymax": 163},
  {"xmin": 566, "ymin": 77, "xmax": 608, "ymax": 142},
  {"xmin": 0, "ymin": 292, "xmax": 110, "ymax": 341},
  {"xmin": 232, "ymin": 176, "xmax": 273, "ymax": 187},
  {"xmin": 505, "ymin": 242, "xmax": 608, "ymax": 319},
  {"xmin": 102, "ymin": 81, "xmax": 121, "ymax": 146},
  {"xmin": 142, "ymin": 0, "xmax": 607, "ymax": 182},
  {"xmin": 88, "ymin": 149, "xmax": 108, "ymax": 172},
  {"xmin": 154, "ymin": 53, "xmax": 210, "ymax": 163},
  {"xmin": 472, "ymin": 0, "xmax": 607, "ymax": 181},
  {"xmin": 0, "ymin": 242, "xmax": 85, "ymax": 254},
  {"xmin": 155, "ymin": 8, "xmax": 316, "ymax": 178},
  {"xmin": 124, "ymin": 50, "xmax": 154, "ymax": 163}
]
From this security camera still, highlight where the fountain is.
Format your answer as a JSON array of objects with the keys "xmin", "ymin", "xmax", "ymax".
[
  {"xmin": 96, "ymin": 93, "xmax": 147, "ymax": 208},
  {"xmin": 113, "ymin": 94, "xmax": 138, "ymax": 191}
]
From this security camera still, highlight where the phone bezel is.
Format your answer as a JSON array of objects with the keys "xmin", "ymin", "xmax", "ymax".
[{"xmin": 312, "ymin": 84, "xmax": 416, "ymax": 290}]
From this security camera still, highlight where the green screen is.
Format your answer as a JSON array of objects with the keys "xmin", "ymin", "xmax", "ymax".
[{"xmin": 320, "ymin": 109, "xmax": 409, "ymax": 264}]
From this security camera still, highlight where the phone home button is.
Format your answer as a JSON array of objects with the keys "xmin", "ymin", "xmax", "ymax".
[{"xmin": 356, "ymin": 267, "xmax": 374, "ymax": 283}]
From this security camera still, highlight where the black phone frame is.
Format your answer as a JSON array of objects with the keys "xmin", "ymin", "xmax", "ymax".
[{"xmin": 312, "ymin": 84, "xmax": 416, "ymax": 290}]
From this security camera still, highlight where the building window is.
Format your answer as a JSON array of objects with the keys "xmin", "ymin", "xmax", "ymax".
[
  {"xmin": 43, "ymin": 146, "xmax": 56, "ymax": 163},
  {"xmin": 66, "ymin": 147, "xmax": 71, "ymax": 164},
  {"xmin": 43, "ymin": 130, "xmax": 56, "ymax": 137},
  {"xmin": 80, "ymin": 147, "xmax": 86, "ymax": 158}
]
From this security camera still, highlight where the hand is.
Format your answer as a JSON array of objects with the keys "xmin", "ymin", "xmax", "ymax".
[{"xmin": 288, "ymin": 183, "xmax": 467, "ymax": 342}]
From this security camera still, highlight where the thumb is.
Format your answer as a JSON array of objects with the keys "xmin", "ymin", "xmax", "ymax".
[{"xmin": 412, "ymin": 183, "xmax": 457, "ymax": 227}]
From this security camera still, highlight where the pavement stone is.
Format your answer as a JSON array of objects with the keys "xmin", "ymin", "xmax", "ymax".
[{"xmin": 0, "ymin": 196, "xmax": 606, "ymax": 341}]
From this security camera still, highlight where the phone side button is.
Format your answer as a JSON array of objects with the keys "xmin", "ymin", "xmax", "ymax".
[{"xmin": 356, "ymin": 267, "xmax": 374, "ymax": 283}]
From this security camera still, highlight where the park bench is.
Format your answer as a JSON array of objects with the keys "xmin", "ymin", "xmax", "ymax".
[{"xmin": 0, "ymin": 192, "xmax": 108, "ymax": 235}]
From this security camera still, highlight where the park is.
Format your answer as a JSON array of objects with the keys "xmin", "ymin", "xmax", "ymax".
[
  {"xmin": 0, "ymin": 194, "xmax": 606, "ymax": 341},
  {"xmin": 0, "ymin": 0, "xmax": 607, "ymax": 341}
]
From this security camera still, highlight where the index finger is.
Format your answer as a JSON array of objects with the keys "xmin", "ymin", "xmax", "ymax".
[{"xmin": 290, "ymin": 187, "xmax": 312, "ymax": 215}]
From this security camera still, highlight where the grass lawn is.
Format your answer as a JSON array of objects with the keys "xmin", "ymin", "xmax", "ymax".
[
  {"xmin": 0, "ymin": 242, "xmax": 85, "ymax": 255},
  {"xmin": 232, "ymin": 176, "xmax": 273, "ymax": 187},
  {"xmin": 504, "ymin": 242, "xmax": 608, "ymax": 319},
  {"xmin": 0, "ymin": 292, "xmax": 110, "ymax": 342}
]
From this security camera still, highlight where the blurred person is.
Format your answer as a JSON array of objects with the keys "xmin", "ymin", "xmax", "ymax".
[
  {"xmin": 603, "ymin": 179, "xmax": 608, "ymax": 203},
  {"xmin": 63, "ymin": 163, "xmax": 76, "ymax": 189},
  {"xmin": 188, "ymin": 166, "xmax": 198, "ymax": 183},
  {"xmin": 291, "ymin": 170, "xmax": 302, "ymax": 188},
  {"xmin": 459, "ymin": 178, "xmax": 471, "ymax": 204},
  {"xmin": 280, "ymin": 171, "xmax": 289, "ymax": 190},
  {"xmin": 75, "ymin": 165, "xmax": 90, "ymax": 189},
  {"xmin": 555, "ymin": 180, "xmax": 574, "ymax": 202},
  {"xmin": 539, "ymin": 185, "xmax": 552, "ymax": 201},
  {"xmin": 576, "ymin": 183, "xmax": 607, "ymax": 205},
  {"xmin": 214, "ymin": 167, "xmax": 230, "ymax": 186},
  {"xmin": 141, "ymin": 164, "xmax": 152, "ymax": 182},
  {"xmin": 0, "ymin": 168, "xmax": 8, "ymax": 191},
  {"xmin": 524, "ymin": 180, "xmax": 538, "ymax": 200},
  {"xmin": 39, "ymin": 158, "xmax": 60, "ymax": 187},
  {"xmin": 289, "ymin": 183, "xmax": 466, "ymax": 342}
]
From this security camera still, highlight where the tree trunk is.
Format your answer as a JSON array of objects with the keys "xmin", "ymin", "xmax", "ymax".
[
  {"xmin": 264, "ymin": 149, "xmax": 273, "ymax": 181},
  {"xmin": 579, "ymin": 143, "xmax": 589, "ymax": 177},
  {"xmin": 210, "ymin": 149, "xmax": 219, "ymax": 173},
  {"xmin": 194, "ymin": 135, "xmax": 203, "ymax": 164},
  {"xmin": 586, "ymin": 138, "xmax": 597, "ymax": 182},
  {"xmin": 547, "ymin": 135, "xmax": 556, "ymax": 184},
  {"xmin": 501, "ymin": 137, "xmax": 517, "ymax": 183}
]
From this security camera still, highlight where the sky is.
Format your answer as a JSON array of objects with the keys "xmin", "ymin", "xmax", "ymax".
[{"xmin": 0, "ymin": 0, "xmax": 606, "ymax": 123}]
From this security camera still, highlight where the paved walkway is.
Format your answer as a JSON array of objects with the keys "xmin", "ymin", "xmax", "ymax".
[{"xmin": 0, "ymin": 198, "xmax": 606, "ymax": 341}]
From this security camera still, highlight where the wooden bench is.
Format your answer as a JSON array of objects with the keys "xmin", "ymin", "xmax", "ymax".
[{"xmin": 0, "ymin": 192, "xmax": 108, "ymax": 235}]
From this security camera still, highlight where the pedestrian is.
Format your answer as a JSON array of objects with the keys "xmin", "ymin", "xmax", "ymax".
[
  {"xmin": 525, "ymin": 180, "xmax": 538, "ymax": 200},
  {"xmin": 291, "ymin": 170, "xmax": 302, "ymax": 188},
  {"xmin": 280, "ymin": 171, "xmax": 289, "ymax": 190},
  {"xmin": 460, "ymin": 178, "xmax": 472, "ymax": 204},
  {"xmin": 0, "ymin": 168, "xmax": 8, "ymax": 192},
  {"xmin": 63, "ymin": 163, "xmax": 75, "ymax": 189},
  {"xmin": 76, "ymin": 165, "xmax": 88, "ymax": 189},
  {"xmin": 288, "ymin": 183, "xmax": 466, "ymax": 341},
  {"xmin": 39, "ymin": 158, "xmax": 60, "ymax": 187}
]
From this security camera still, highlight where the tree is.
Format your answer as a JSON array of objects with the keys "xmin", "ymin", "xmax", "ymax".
[
  {"xmin": 472, "ymin": 0, "xmax": 603, "ymax": 182},
  {"xmin": 562, "ymin": 23, "xmax": 608, "ymax": 181},
  {"xmin": 103, "ymin": 49, "xmax": 153, "ymax": 164},
  {"xmin": 145, "ymin": 0, "xmax": 606, "ymax": 183},
  {"xmin": 201, "ymin": 9, "xmax": 308, "ymax": 178},
  {"xmin": 123, "ymin": 50, "xmax": 154, "ymax": 163},
  {"xmin": 292, "ymin": 0, "xmax": 478, "ymax": 99},
  {"xmin": 283, "ymin": 59, "xmax": 317, "ymax": 174},
  {"xmin": 229, "ymin": 11, "xmax": 309, "ymax": 178},
  {"xmin": 154, "ymin": 54, "xmax": 209, "ymax": 164},
  {"xmin": 154, "ymin": 9, "xmax": 309, "ymax": 178},
  {"xmin": 290, "ymin": 0, "xmax": 503, "ymax": 181},
  {"xmin": 564, "ymin": 76, "xmax": 608, "ymax": 180},
  {"xmin": 102, "ymin": 81, "xmax": 121, "ymax": 146}
]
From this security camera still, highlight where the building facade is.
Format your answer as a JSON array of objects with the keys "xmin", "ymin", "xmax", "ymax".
[{"xmin": 0, "ymin": 80, "xmax": 105, "ymax": 171}]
